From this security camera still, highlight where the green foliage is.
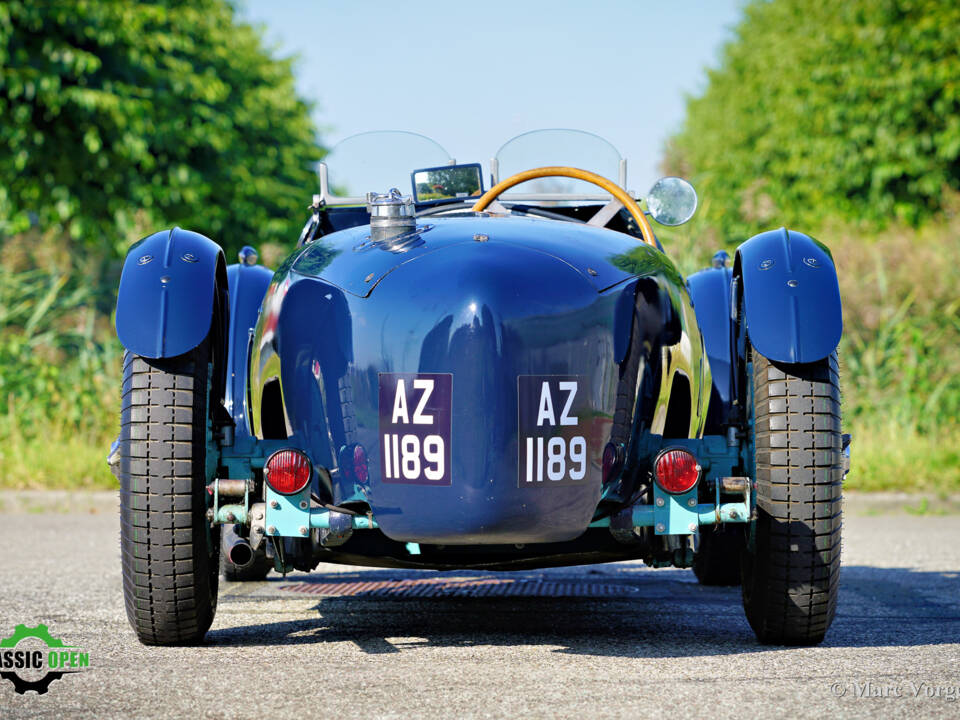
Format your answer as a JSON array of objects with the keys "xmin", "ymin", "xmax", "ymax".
[
  {"xmin": 1, "ymin": 0, "xmax": 957, "ymax": 494},
  {"xmin": 0, "ymin": 1, "xmax": 325, "ymax": 488},
  {"xmin": 0, "ymin": 261, "xmax": 120, "ymax": 488},
  {"xmin": 665, "ymin": 0, "xmax": 960, "ymax": 242},
  {"xmin": 0, "ymin": 0, "xmax": 323, "ymax": 257},
  {"xmin": 833, "ymin": 217, "xmax": 960, "ymax": 441},
  {"xmin": 415, "ymin": 166, "xmax": 484, "ymax": 201},
  {"xmin": 658, "ymin": 0, "xmax": 960, "ymax": 492},
  {"xmin": 847, "ymin": 423, "xmax": 960, "ymax": 495}
]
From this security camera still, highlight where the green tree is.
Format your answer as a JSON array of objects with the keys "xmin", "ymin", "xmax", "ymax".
[
  {"xmin": 0, "ymin": 0, "xmax": 324, "ymax": 256},
  {"xmin": 665, "ymin": 0, "xmax": 960, "ymax": 242}
]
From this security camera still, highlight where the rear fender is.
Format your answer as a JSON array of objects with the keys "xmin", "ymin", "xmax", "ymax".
[
  {"xmin": 115, "ymin": 227, "xmax": 227, "ymax": 359},
  {"xmin": 734, "ymin": 227, "xmax": 842, "ymax": 364}
]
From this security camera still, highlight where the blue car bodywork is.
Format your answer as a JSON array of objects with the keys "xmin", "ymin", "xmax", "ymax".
[
  {"xmin": 114, "ymin": 177, "xmax": 842, "ymax": 575},
  {"xmin": 116, "ymin": 227, "xmax": 227, "ymax": 359},
  {"xmin": 247, "ymin": 215, "xmax": 709, "ymax": 547}
]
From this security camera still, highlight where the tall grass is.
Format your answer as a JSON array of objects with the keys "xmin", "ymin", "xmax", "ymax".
[
  {"xmin": 0, "ymin": 255, "xmax": 121, "ymax": 489},
  {"xmin": 1, "ymin": 215, "xmax": 958, "ymax": 492},
  {"xmin": 831, "ymin": 220, "xmax": 960, "ymax": 492}
]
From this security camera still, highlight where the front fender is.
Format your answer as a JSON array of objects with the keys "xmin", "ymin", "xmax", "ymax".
[
  {"xmin": 115, "ymin": 227, "xmax": 226, "ymax": 358},
  {"xmin": 687, "ymin": 264, "xmax": 734, "ymax": 431},
  {"xmin": 735, "ymin": 227, "xmax": 842, "ymax": 364},
  {"xmin": 225, "ymin": 261, "xmax": 273, "ymax": 436}
]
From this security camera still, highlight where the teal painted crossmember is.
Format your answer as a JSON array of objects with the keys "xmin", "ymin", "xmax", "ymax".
[
  {"xmin": 216, "ymin": 504, "xmax": 248, "ymax": 524},
  {"xmin": 239, "ymin": 497, "xmax": 744, "ymax": 538},
  {"xmin": 309, "ymin": 511, "xmax": 378, "ymax": 530},
  {"xmin": 212, "ymin": 432, "xmax": 752, "ymax": 539},
  {"xmin": 588, "ymin": 501, "xmax": 748, "ymax": 533},
  {"xmin": 222, "ymin": 498, "xmax": 379, "ymax": 537}
]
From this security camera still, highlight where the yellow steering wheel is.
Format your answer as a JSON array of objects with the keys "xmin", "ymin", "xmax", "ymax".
[{"xmin": 471, "ymin": 166, "xmax": 657, "ymax": 247}]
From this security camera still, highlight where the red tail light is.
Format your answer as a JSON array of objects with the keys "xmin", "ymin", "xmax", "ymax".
[
  {"xmin": 265, "ymin": 449, "xmax": 312, "ymax": 495},
  {"xmin": 654, "ymin": 449, "xmax": 700, "ymax": 494},
  {"xmin": 602, "ymin": 442, "xmax": 623, "ymax": 484},
  {"xmin": 352, "ymin": 444, "xmax": 369, "ymax": 485}
]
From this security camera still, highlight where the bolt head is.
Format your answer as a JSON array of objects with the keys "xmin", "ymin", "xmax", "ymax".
[
  {"xmin": 656, "ymin": 523, "xmax": 665, "ymax": 533},
  {"xmin": 267, "ymin": 525, "xmax": 277, "ymax": 535},
  {"xmin": 689, "ymin": 522, "xmax": 698, "ymax": 532},
  {"xmin": 655, "ymin": 497, "xmax": 665, "ymax": 507},
  {"xmin": 687, "ymin": 497, "xmax": 696, "ymax": 507},
  {"xmin": 299, "ymin": 500, "xmax": 308, "ymax": 510},
  {"xmin": 253, "ymin": 526, "xmax": 264, "ymax": 534},
  {"xmin": 299, "ymin": 526, "xmax": 308, "ymax": 536},
  {"xmin": 270, "ymin": 500, "xmax": 280, "ymax": 509},
  {"xmin": 729, "ymin": 509, "xmax": 739, "ymax": 519},
  {"xmin": 225, "ymin": 512, "xmax": 236, "ymax": 522}
]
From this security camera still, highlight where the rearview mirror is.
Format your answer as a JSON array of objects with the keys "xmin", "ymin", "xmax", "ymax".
[
  {"xmin": 412, "ymin": 163, "xmax": 483, "ymax": 204},
  {"xmin": 646, "ymin": 177, "xmax": 698, "ymax": 226}
]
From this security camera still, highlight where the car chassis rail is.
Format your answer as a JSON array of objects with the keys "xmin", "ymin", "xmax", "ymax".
[{"xmin": 207, "ymin": 433, "xmax": 754, "ymax": 544}]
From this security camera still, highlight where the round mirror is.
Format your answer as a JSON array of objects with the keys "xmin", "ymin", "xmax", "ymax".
[{"xmin": 646, "ymin": 177, "xmax": 698, "ymax": 226}]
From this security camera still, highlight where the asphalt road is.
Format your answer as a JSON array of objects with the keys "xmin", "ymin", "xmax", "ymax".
[{"xmin": 0, "ymin": 492, "xmax": 958, "ymax": 720}]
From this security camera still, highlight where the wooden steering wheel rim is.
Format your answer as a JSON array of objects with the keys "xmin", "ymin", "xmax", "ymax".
[{"xmin": 471, "ymin": 165, "xmax": 657, "ymax": 247}]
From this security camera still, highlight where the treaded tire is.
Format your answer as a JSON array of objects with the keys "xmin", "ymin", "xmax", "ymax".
[
  {"xmin": 694, "ymin": 526, "xmax": 744, "ymax": 586},
  {"xmin": 741, "ymin": 352, "xmax": 842, "ymax": 645},
  {"xmin": 118, "ymin": 341, "xmax": 220, "ymax": 646}
]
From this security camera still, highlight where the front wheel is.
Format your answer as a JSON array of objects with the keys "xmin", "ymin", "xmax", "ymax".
[
  {"xmin": 741, "ymin": 351, "xmax": 842, "ymax": 645},
  {"xmin": 118, "ymin": 341, "xmax": 220, "ymax": 645}
]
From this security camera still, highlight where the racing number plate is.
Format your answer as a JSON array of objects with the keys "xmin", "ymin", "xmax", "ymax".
[
  {"xmin": 379, "ymin": 373, "xmax": 452, "ymax": 485},
  {"xmin": 518, "ymin": 375, "xmax": 589, "ymax": 488}
]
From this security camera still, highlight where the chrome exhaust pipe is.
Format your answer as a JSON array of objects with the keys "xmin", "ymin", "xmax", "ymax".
[{"xmin": 223, "ymin": 524, "xmax": 255, "ymax": 569}]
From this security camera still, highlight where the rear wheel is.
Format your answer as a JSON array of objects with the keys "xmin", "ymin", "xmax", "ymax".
[
  {"xmin": 118, "ymin": 340, "xmax": 220, "ymax": 645},
  {"xmin": 741, "ymin": 351, "xmax": 842, "ymax": 645}
]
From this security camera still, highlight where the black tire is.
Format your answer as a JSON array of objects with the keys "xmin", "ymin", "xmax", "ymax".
[
  {"xmin": 741, "ymin": 351, "xmax": 842, "ymax": 645},
  {"xmin": 693, "ymin": 525, "xmax": 744, "ymax": 586},
  {"xmin": 221, "ymin": 536, "xmax": 272, "ymax": 581},
  {"xmin": 118, "ymin": 340, "xmax": 220, "ymax": 646}
]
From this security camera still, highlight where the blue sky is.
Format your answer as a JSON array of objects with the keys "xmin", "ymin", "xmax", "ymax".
[{"xmin": 238, "ymin": 0, "xmax": 745, "ymax": 193}]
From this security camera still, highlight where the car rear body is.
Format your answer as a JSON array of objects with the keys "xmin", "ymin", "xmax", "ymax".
[{"xmin": 247, "ymin": 214, "xmax": 709, "ymax": 555}]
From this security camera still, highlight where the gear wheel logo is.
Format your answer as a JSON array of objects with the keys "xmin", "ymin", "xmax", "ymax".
[{"xmin": 0, "ymin": 624, "xmax": 88, "ymax": 695}]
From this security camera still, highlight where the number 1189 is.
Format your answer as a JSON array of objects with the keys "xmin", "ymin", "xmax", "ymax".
[
  {"xmin": 383, "ymin": 433, "xmax": 445, "ymax": 482},
  {"xmin": 524, "ymin": 435, "xmax": 586, "ymax": 483}
]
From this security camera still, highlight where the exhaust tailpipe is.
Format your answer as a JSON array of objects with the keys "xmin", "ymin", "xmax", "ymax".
[
  {"xmin": 228, "ymin": 539, "xmax": 254, "ymax": 568},
  {"xmin": 223, "ymin": 524, "xmax": 255, "ymax": 569}
]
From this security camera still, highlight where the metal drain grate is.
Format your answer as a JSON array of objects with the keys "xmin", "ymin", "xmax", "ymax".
[{"xmin": 277, "ymin": 577, "xmax": 637, "ymax": 598}]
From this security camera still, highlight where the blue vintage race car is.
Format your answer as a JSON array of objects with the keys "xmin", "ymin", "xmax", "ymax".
[{"xmin": 113, "ymin": 130, "xmax": 848, "ymax": 647}]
